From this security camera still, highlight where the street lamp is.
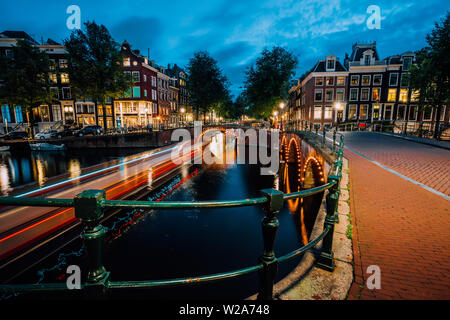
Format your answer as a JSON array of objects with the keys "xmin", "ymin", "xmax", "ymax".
[{"xmin": 279, "ymin": 102, "xmax": 285, "ymax": 130}]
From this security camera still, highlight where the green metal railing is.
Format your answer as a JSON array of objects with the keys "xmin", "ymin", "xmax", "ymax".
[{"xmin": 0, "ymin": 128, "xmax": 344, "ymax": 300}]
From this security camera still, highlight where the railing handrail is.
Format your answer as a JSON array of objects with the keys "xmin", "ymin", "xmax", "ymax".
[{"xmin": 0, "ymin": 127, "xmax": 344, "ymax": 300}]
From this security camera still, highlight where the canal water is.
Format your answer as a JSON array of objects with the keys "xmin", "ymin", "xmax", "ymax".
[{"xmin": 4, "ymin": 136, "xmax": 325, "ymax": 300}]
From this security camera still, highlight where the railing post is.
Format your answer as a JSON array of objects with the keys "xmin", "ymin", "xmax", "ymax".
[
  {"xmin": 317, "ymin": 175, "xmax": 339, "ymax": 272},
  {"xmin": 258, "ymin": 189, "xmax": 283, "ymax": 300},
  {"xmin": 74, "ymin": 189, "xmax": 109, "ymax": 295}
]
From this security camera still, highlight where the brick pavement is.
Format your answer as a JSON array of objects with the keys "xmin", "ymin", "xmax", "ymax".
[{"xmin": 343, "ymin": 133, "xmax": 450, "ymax": 300}]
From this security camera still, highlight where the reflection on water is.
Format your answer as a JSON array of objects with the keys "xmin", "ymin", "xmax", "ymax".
[{"xmin": 0, "ymin": 149, "xmax": 146, "ymax": 195}]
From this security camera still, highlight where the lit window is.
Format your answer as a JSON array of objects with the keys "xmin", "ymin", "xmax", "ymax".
[
  {"xmin": 123, "ymin": 58, "xmax": 130, "ymax": 66},
  {"xmin": 359, "ymin": 105, "xmax": 368, "ymax": 119},
  {"xmin": 60, "ymin": 73, "xmax": 69, "ymax": 83},
  {"xmin": 49, "ymin": 73, "xmax": 57, "ymax": 83},
  {"xmin": 324, "ymin": 106, "xmax": 333, "ymax": 119},
  {"xmin": 326, "ymin": 77, "xmax": 334, "ymax": 85},
  {"xmin": 372, "ymin": 88, "xmax": 380, "ymax": 101},
  {"xmin": 362, "ymin": 75, "xmax": 370, "ymax": 85},
  {"xmin": 315, "ymin": 77, "xmax": 323, "ymax": 86},
  {"xmin": 411, "ymin": 90, "xmax": 419, "ymax": 102},
  {"xmin": 349, "ymin": 105, "xmax": 357, "ymax": 119},
  {"xmin": 399, "ymin": 89, "xmax": 408, "ymax": 103},
  {"xmin": 314, "ymin": 106, "xmax": 322, "ymax": 119},
  {"xmin": 336, "ymin": 89, "xmax": 344, "ymax": 101},
  {"xmin": 388, "ymin": 89, "xmax": 397, "ymax": 102},
  {"xmin": 337, "ymin": 76, "xmax": 345, "ymax": 85},
  {"xmin": 351, "ymin": 75, "xmax": 359, "ymax": 86}
]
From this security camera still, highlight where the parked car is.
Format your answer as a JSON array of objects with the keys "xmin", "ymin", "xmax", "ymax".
[
  {"xmin": 3, "ymin": 131, "xmax": 29, "ymax": 140},
  {"xmin": 35, "ymin": 130, "xmax": 59, "ymax": 140},
  {"xmin": 75, "ymin": 125, "xmax": 103, "ymax": 137},
  {"xmin": 51, "ymin": 128, "xmax": 75, "ymax": 139}
]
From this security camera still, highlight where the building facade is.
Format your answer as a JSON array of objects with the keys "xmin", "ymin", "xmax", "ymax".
[{"xmin": 114, "ymin": 41, "xmax": 158, "ymax": 129}]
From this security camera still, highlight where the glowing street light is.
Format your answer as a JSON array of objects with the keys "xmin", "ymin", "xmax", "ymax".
[{"xmin": 279, "ymin": 102, "xmax": 285, "ymax": 109}]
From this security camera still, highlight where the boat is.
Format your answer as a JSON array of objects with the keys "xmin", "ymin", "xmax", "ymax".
[
  {"xmin": 29, "ymin": 143, "xmax": 66, "ymax": 151},
  {"xmin": 0, "ymin": 146, "xmax": 10, "ymax": 152}
]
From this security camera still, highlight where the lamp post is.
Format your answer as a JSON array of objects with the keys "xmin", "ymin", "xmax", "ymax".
[
  {"xmin": 279, "ymin": 102, "xmax": 285, "ymax": 130},
  {"xmin": 273, "ymin": 111, "xmax": 278, "ymax": 129}
]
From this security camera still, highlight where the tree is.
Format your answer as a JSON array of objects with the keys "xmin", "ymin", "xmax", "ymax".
[
  {"xmin": 186, "ymin": 51, "xmax": 230, "ymax": 122},
  {"xmin": 243, "ymin": 47, "xmax": 298, "ymax": 118},
  {"xmin": 0, "ymin": 40, "xmax": 54, "ymax": 137},
  {"xmin": 409, "ymin": 48, "xmax": 434, "ymax": 136},
  {"xmin": 64, "ymin": 21, "xmax": 130, "ymax": 130},
  {"xmin": 410, "ymin": 12, "xmax": 450, "ymax": 139},
  {"xmin": 426, "ymin": 12, "xmax": 450, "ymax": 139}
]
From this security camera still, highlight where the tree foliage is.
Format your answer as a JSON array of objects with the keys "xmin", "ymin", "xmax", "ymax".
[
  {"xmin": 243, "ymin": 47, "xmax": 298, "ymax": 118},
  {"xmin": 409, "ymin": 12, "xmax": 450, "ymax": 138},
  {"xmin": 186, "ymin": 51, "xmax": 230, "ymax": 121},
  {"xmin": 0, "ymin": 39, "xmax": 53, "ymax": 135},
  {"xmin": 64, "ymin": 21, "xmax": 130, "ymax": 129}
]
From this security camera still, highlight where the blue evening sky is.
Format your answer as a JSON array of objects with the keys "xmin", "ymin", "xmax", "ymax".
[{"xmin": 1, "ymin": 0, "xmax": 449, "ymax": 97}]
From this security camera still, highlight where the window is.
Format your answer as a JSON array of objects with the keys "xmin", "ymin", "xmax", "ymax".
[
  {"xmin": 123, "ymin": 58, "xmax": 130, "ymax": 66},
  {"xmin": 314, "ymin": 106, "xmax": 322, "ymax": 119},
  {"xmin": 50, "ymin": 87, "xmax": 59, "ymax": 99},
  {"xmin": 373, "ymin": 74, "xmax": 382, "ymax": 85},
  {"xmin": 5, "ymin": 50, "xmax": 13, "ymax": 59},
  {"xmin": 49, "ymin": 73, "xmax": 57, "ymax": 83},
  {"xmin": 132, "ymin": 71, "xmax": 140, "ymax": 83},
  {"xmin": 409, "ymin": 105, "xmax": 418, "ymax": 120},
  {"xmin": 152, "ymin": 89, "xmax": 157, "ymax": 100},
  {"xmin": 411, "ymin": 90, "xmax": 419, "ymax": 102},
  {"xmin": 60, "ymin": 73, "xmax": 69, "ymax": 83},
  {"xmin": 326, "ymin": 59, "xmax": 335, "ymax": 70},
  {"xmin": 384, "ymin": 105, "xmax": 393, "ymax": 120},
  {"xmin": 372, "ymin": 88, "xmax": 380, "ymax": 101},
  {"xmin": 373, "ymin": 104, "xmax": 381, "ymax": 120},
  {"xmin": 133, "ymin": 87, "xmax": 140, "ymax": 98},
  {"xmin": 49, "ymin": 59, "xmax": 56, "ymax": 71},
  {"xmin": 52, "ymin": 105, "xmax": 62, "ymax": 121},
  {"xmin": 123, "ymin": 71, "xmax": 131, "ymax": 81},
  {"xmin": 364, "ymin": 55, "xmax": 371, "ymax": 66},
  {"xmin": 423, "ymin": 107, "xmax": 432, "ymax": 120},
  {"xmin": 349, "ymin": 88, "xmax": 358, "ymax": 101},
  {"xmin": 324, "ymin": 106, "xmax": 333, "ymax": 119},
  {"xmin": 351, "ymin": 75, "xmax": 359, "ymax": 86},
  {"xmin": 388, "ymin": 89, "xmax": 397, "ymax": 102},
  {"xmin": 397, "ymin": 105, "xmax": 406, "ymax": 120},
  {"xmin": 151, "ymin": 76, "xmax": 157, "ymax": 87},
  {"xmin": 14, "ymin": 106, "xmax": 23, "ymax": 123},
  {"xmin": 59, "ymin": 59, "xmax": 68, "ymax": 69},
  {"xmin": 143, "ymin": 75, "xmax": 147, "ymax": 82},
  {"xmin": 144, "ymin": 89, "xmax": 147, "ymax": 97},
  {"xmin": 337, "ymin": 76, "xmax": 345, "ymax": 85},
  {"xmin": 314, "ymin": 90, "xmax": 323, "ymax": 102},
  {"xmin": 61, "ymin": 87, "xmax": 71, "ymax": 100},
  {"xmin": 326, "ymin": 77, "xmax": 334, "ymax": 86},
  {"xmin": 439, "ymin": 106, "xmax": 446, "ymax": 121},
  {"xmin": 389, "ymin": 73, "xmax": 398, "ymax": 86},
  {"xmin": 403, "ymin": 57, "xmax": 413, "ymax": 71},
  {"xmin": 361, "ymin": 88, "xmax": 370, "ymax": 101},
  {"xmin": 1, "ymin": 105, "xmax": 11, "ymax": 122},
  {"xmin": 325, "ymin": 89, "xmax": 333, "ymax": 101},
  {"xmin": 349, "ymin": 105, "xmax": 357, "ymax": 119},
  {"xmin": 336, "ymin": 89, "xmax": 344, "ymax": 101},
  {"xmin": 399, "ymin": 89, "xmax": 408, "ymax": 103},
  {"xmin": 88, "ymin": 105, "xmax": 95, "ymax": 113},
  {"xmin": 359, "ymin": 105, "xmax": 368, "ymax": 119},
  {"xmin": 362, "ymin": 75, "xmax": 371, "ymax": 85},
  {"xmin": 315, "ymin": 77, "xmax": 323, "ymax": 86},
  {"xmin": 400, "ymin": 73, "xmax": 409, "ymax": 87}
]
